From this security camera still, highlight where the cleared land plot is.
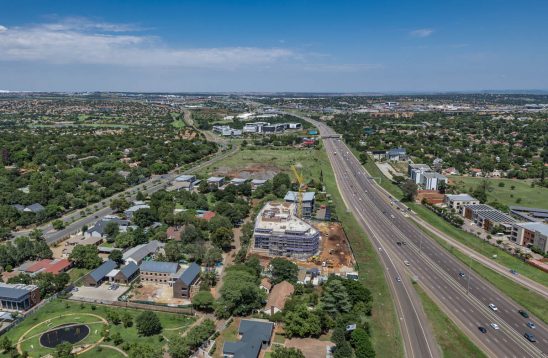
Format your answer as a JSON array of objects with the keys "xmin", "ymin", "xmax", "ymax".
[
  {"xmin": 71, "ymin": 283, "xmax": 125, "ymax": 303},
  {"xmin": 130, "ymin": 283, "xmax": 190, "ymax": 305},
  {"xmin": 449, "ymin": 176, "xmax": 548, "ymax": 209},
  {"xmin": 285, "ymin": 337, "xmax": 335, "ymax": 358},
  {"xmin": 6, "ymin": 300, "xmax": 195, "ymax": 358}
]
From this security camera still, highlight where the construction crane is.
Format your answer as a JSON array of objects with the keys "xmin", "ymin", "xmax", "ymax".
[{"xmin": 291, "ymin": 164, "xmax": 305, "ymax": 218}]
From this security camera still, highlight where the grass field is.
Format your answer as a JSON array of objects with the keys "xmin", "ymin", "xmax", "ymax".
[
  {"xmin": 414, "ymin": 284, "xmax": 486, "ymax": 358},
  {"xmin": 201, "ymin": 147, "xmax": 404, "ymax": 357},
  {"xmin": 80, "ymin": 346, "xmax": 126, "ymax": 357},
  {"xmin": 450, "ymin": 176, "xmax": 548, "ymax": 209},
  {"xmin": 6, "ymin": 300, "xmax": 195, "ymax": 358}
]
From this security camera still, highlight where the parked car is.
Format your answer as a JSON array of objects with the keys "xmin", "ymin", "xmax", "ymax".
[
  {"xmin": 478, "ymin": 326, "xmax": 487, "ymax": 334},
  {"xmin": 490, "ymin": 323, "xmax": 500, "ymax": 330},
  {"xmin": 519, "ymin": 310, "xmax": 529, "ymax": 318},
  {"xmin": 524, "ymin": 333, "xmax": 536, "ymax": 342},
  {"xmin": 527, "ymin": 322, "xmax": 536, "ymax": 329},
  {"xmin": 489, "ymin": 303, "xmax": 498, "ymax": 311}
]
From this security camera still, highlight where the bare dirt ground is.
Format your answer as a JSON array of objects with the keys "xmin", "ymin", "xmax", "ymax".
[
  {"xmin": 316, "ymin": 222, "xmax": 355, "ymax": 268},
  {"xmin": 212, "ymin": 163, "xmax": 279, "ymax": 180},
  {"xmin": 285, "ymin": 337, "xmax": 335, "ymax": 358},
  {"xmin": 130, "ymin": 284, "xmax": 189, "ymax": 305}
]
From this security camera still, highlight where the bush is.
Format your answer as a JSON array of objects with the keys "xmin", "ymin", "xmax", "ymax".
[{"xmin": 135, "ymin": 311, "xmax": 163, "ymax": 336}]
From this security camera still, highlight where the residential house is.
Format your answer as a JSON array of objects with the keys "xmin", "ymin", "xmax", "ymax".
[
  {"xmin": 263, "ymin": 281, "xmax": 294, "ymax": 315},
  {"xmin": 0, "ymin": 283, "xmax": 41, "ymax": 311},
  {"xmin": 223, "ymin": 319, "xmax": 274, "ymax": 358},
  {"xmin": 207, "ymin": 176, "xmax": 225, "ymax": 188},
  {"xmin": 444, "ymin": 194, "xmax": 480, "ymax": 214},
  {"xmin": 83, "ymin": 260, "xmax": 117, "ymax": 287},
  {"xmin": 386, "ymin": 147, "xmax": 407, "ymax": 161},
  {"xmin": 251, "ymin": 179, "xmax": 267, "ymax": 190},
  {"xmin": 12, "ymin": 203, "xmax": 45, "ymax": 214},
  {"xmin": 259, "ymin": 278, "xmax": 272, "ymax": 293},
  {"xmin": 84, "ymin": 216, "xmax": 130, "ymax": 239},
  {"xmin": 124, "ymin": 202, "xmax": 150, "ymax": 220},
  {"xmin": 123, "ymin": 240, "xmax": 163, "ymax": 266},
  {"xmin": 371, "ymin": 150, "xmax": 386, "ymax": 161},
  {"xmin": 230, "ymin": 178, "xmax": 248, "ymax": 186},
  {"xmin": 166, "ymin": 226, "xmax": 183, "ymax": 241},
  {"xmin": 284, "ymin": 191, "xmax": 316, "ymax": 218},
  {"xmin": 107, "ymin": 262, "xmax": 139, "ymax": 285},
  {"xmin": 25, "ymin": 259, "xmax": 72, "ymax": 276}
]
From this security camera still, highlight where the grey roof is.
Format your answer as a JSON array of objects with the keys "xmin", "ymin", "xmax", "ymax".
[
  {"xmin": 0, "ymin": 285, "xmax": 34, "ymax": 300},
  {"xmin": 88, "ymin": 260, "xmax": 117, "ymax": 282},
  {"xmin": 510, "ymin": 206, "xmax": 548, "ymax": 214},
  {"xmin": 26, "ymin": 203, "xmax": 45, "ymax": 213},
  {"xmin": 123, "ymin": 240, "xmax": 161, "ymax": 263},
  {"xmin": 284, "ymin": 191, "xmax": 315, "ymax": 202},
  {"xmin": 465, "ymin": 204, "xmax": 516, "ymax": 223},
  {"xmin": 140, "ymin": 261, "xmax": 179, "ymax": 273},
  {"xmin": 119, "ymin": 262, "xmax": 139, "ymax": 279},
  {"xmin": 87, "ymin": 217, "xmax": 129, "ymax": 235},
  {"xmin": 207, "ymin": 176, "xmax": 224, "ymax": 182},
  {"xmin": 422, "ymin": 172, "xmax": 447, "ymax": 179},
  {"xmin": 388, "ymin": 147, "xmax": 406, "ymax": 155},
  {"xmin": 175, "ymin": 174, "xmax": 196, "ymax": 182},
  {"xmin": 445, "ymin": 194, "xmax": 477, "ymax": 202},
  {"xmin": 11, "ymin": 204, "xmax": 25, "ymax": 212},
  {"xmin": 223, "ymin": 319, "xmax": 274, "ymax": 358},
  {"xmin": 178, "ymin": 262, "xmax": 201, "ymax": 286},
  {"xmin": 515, "ymin": 222, "xmax": 548, "ymax": 236}
]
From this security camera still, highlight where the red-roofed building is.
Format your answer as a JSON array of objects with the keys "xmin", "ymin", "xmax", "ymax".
[
  {"xmin": 25, "ymin": 259, "xmax": 73, "ymax": 275},
  {"xmin": 166, "ymin": 226, "xmax": 183, "ymax": 241},
  {"xmin": 200, "ymin": 211, "xmax": 216, "ymax": 222}
]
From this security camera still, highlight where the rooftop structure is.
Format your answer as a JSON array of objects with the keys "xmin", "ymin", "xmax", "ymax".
[
  {"xmin": 284, "ymin": 191, "xmax": 315, "ymax": 218},
  {"xmin": 463, "ymin": 204, "xmax": 516, "ymax": 232},
  {"xmin": 140, "ymin": 261, "xmax": 179, "ymax": 274},
  {"xmin": 253, "ymin": 202, "xmax": 320, "ymax": 259},
  {"xmin": 445, "ymin": 194, "xmax": 480, "ymax": 213},
  {"xmin": 123, "ymin": 240, "xmax": 162, "ymax": 265},
  {"xmin": 0, "ymin": 283, "xmax": 40, "ymax": 311},
  {"xmin": 263, "ymin": 281, "xmax": 294, "ymax": 315},
  {"xmin": 509, "ymin": 206, "xmax": 548, "ymax": 223}
]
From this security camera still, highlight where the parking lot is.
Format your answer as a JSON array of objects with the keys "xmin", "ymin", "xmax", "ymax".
[{"xmin": 70, "ymin": 283, "xmax": 125, "ymax": 303}]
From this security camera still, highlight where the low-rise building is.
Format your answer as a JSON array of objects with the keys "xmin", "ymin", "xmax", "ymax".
[
  {"xmin": 253, "ymin": 202, "xmax": 320, "ymax": 259},
  {"xmin": 263, "ymin": 281, "xmax": 294, "ymax": 315},
  {"xmin": 230, "ymin": 178, "xmax": 248, "ymax": 186},
  {"xmin": 463, "ymin": 204, "xmax": 516, "ymax": 233},
  {"xmin": 85, "ymin": 216, "xmax": 130, "ymax": 239},
  {"xmin": 124, "ymin": 202, "xmax": 150, "ymax": 220},
  {"xmin": 444, "ymin": 194, "xmax": 480, "ymax": 213},
  {"xmin": 386, "ymin": 147, "xmax": 407, "ymax": 161},
  {"xmin": 25, "ymin": 259, "xmax": 73, "ymax": 275},
  {"xmin": 107, "ymin": 262, "xmax": 140, "ymax": 285},
  {"xmin": 173, "ymin": 262, "xmax": 201, "ymax": 299},
  {"xmin": 223, "ymin": 319, "xmax": 274, "ymax": 358},
  {"xmin": 511, "ymin": 222, "xmax": 548, "ymax": 253},
  {"xmin": 207, "ymin": 176, "xmax": 225, "ymax": 188},
  {"xmin": 420, "ymin": 172, "xmax": 448, "ymax": 191},
  {"xmin": 123, "ymin": 240, "xmax": 163, "ymax": 266},
  {"xmin": 251, "ymin": 179, "xmax": 267, "ymax": 189},
  {"xmin": 284, "ymin": 191, "xmax": 315, "ymax": 218},
  {"xmin": 83, "ymin": 260, "xmax": 117, "ymax": 287},
  {"xmin": 139, "ymin": 261, "xmax": 179, "ymax": 284},
  {"xmin": 0, "ymin": 283, "xmax": 41, "ymax": 311},
  {"xmin": 408, "ymin": 164, "xmax": 432, "ymax": 184},
  {"xmin": 509, "ymin": 206, "xmax": 548, "ymax": 223}
]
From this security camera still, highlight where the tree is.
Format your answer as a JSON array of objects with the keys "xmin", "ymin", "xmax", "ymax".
[
  {"xmin": 401, "ymin": 180, "xmax": 418, "ymax": 202},
  {"xmin": 120, "ymin": 311, "xmax": 133, "ymax": 328},
  {"xmin": 351, "ymin": 328, "xmax": 375, "ymax": 358},
  {"xmin": 135, "ymin": 311, "xmax": 162, "ymax": 336},
  {"xmin": 271, "ymin": 346, "xmax": 305, "ymax": 358},
  {"xmin": 216, "ymin": 266, "xmax": 265, "ymax": 318},
  {"xmin": 132, "ymin": 208, "xmax": 156, "ymax": 228},
  {"xmin": 104, "ymin": 221, "xmax": 120, "ymax": 240},
  {"xmin": 129, "ymin": 342, "xmax": 162, "ymax": 358},
  {"xmin": 333, "ymin": 341, "xmax": 353, "ymax": 358},
  {"xmin": 52, "ymin": 220, "xmax": 65, "ymax": 230},
  {"xmin": 191, "ymin": 291, "xmax": 214, "ymax": 311},
  {"xmin": 135, "ymin": 191, "xmax": 146, "ymax": 201},
  {"xmin": 321, "ymin": 279, "xmax": 352, "ymax": 314},
  {"xmin": 110, "ymin": 198, "xmax": 130, "ymax": 212},
  {"xmin": 203, "ymin": 247, "xmax": 223, "ymax": 267},
  {"xmin": 270, "ymin": 258, "xmax": 298, "ymax": 284},
  {"xmin": 111, "ymin": 331, "xmax": 123, "ymax": 346},
  {"xmin": 211, "ymin": 227, "xmax": 234, "ymax": 251},
  {"xmin": 284, "ymin": 304, "xmax": 322, "ymax": 338},
  {"xmin": 272, "ymin": 173, "xmax": 291, "ymax": 194},
  {"xmin": 54, "ymin": 342, "xmax": 74, "ymax": 358},
  {"xmin": 108, "ymin": 249, "xmax": 124, "ymax": 265},
  {"xmin": 0, "ymin": 336, "xmax": 13, "ymax": 353},
  {"xmin": 164, "ymin": 241, "xmax": 183, "ymax": 262},
  {"xmin": 69, "ymin": 244, "xmax": 101, "ymax": 269}
]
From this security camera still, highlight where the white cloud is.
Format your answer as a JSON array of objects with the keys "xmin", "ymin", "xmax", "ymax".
[
  {"xmin": 410, "ymin": 28, "xmax": 434, "ymax": 38},
  {"xmin": 0, "ymin": 25, "xmax": 7, "ymax": 32},
  {"xmin": 0, "ymin": 19, "xmax": 295, "ymax": 68}
]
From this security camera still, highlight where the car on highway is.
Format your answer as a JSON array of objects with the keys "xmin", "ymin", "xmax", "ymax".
[
  {"xmin": 404, "ymin": 260, "xmax": 410, "ymax": 266},
  {"xmin": 458, "ymin": 272, "xmax": 465, "ymax": 278},
  {"xmin": 489, "ymin": 303, "xmax": 498, "ymax": 311},
  {"xmin": 478, "ymin": 326, "xmax": 487, "ymax": 334},
  {"xmin": 527, "ymin": 322, "xmax": 536, "ymax": 329},
  {"xmin": 490, "ymin": 323, "xmax": 500, "ymax": 330},
  {"xmin": 524, "ymin": 333, "xmax": 536, "ymax": 342},
  {"xmin": 396, "ymin": 277, "xmax": 401, "ymax": 282},
  {"xmin": 510, "ymin": 269, "xmax": 519, "ymax": 275},
  {"xmin": 390, "ymin": 214, "xmax": 395, "ymax": 219},
  {"xmin": 519, "ymin": 310, "xmax": 529, "ymax": 318}
]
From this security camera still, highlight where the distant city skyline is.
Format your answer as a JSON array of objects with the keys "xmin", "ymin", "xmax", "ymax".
[{"xmin": 1, "ymin": 0, "xmax": 547, "ymax": 92}]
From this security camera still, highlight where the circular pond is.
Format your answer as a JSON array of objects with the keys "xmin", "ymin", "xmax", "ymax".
[{"xmin": 39, "ymin": 323, "xmax": 90, "ymax": 348}]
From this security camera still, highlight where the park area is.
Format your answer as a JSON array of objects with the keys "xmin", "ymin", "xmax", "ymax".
[
  {"xmin": 4, "ymin": 300, "xmax": 196, "ymax": 358},
  {"xmin": 449, "ymin": 176, "xmax": 548, "ymax": 209}
]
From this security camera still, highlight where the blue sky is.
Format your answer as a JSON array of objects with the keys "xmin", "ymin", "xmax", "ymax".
[{"xmin": 1, "ymin": 0, "xmax": 547, "ymax": 92}]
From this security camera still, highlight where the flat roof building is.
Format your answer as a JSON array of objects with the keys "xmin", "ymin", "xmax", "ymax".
[
  {"xmin": 511, "ymin": 222, "xmax": 548, "ymax": 253},
  {"xmin": 0, "ymin": 283, "xmax": 41, "ymax": 311},
  {"xmin": 463, "ymin": 204, "xmax": 516, "ymax": 233},
  {"xmin": 284, "ymin": 191, "xmax": 315, "ymax": 218},
  {"xmin": 253, "ymin": 202, "xmax": 320, "ymax": 259},
  {"xmin": 445, "ymin": 194, "xmax": 480, "ymax": 213}
]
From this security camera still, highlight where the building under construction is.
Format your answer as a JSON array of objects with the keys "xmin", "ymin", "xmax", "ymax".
[{"xmin": 253, "ymin": 201, "xmax": 320, "ymax": 259}]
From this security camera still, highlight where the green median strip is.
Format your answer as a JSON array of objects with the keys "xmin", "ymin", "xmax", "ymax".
[
  {"xmin": 414, "ymin": 221, "xmax": 548, "ymax": 324},
  {"xmin": 414, "ymin": 284, "xmax": 487, "ymax": 358},
  {"xmin": 318, "ymin": 149, "xmax": 404, "ymax": 358}
]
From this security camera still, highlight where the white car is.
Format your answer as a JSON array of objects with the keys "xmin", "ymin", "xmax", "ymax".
[
  {"xmin": 489, "ymin": 303, "xmax": 498, "ymax": 311},
  {"xmin": 490, "ymin": 323, "xmax": 500, "ymax": 330}
]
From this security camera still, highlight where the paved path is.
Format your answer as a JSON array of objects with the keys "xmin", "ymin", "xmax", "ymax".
[{"xmin": 100, "ymin": 344, "xmax": 128, "ymax": 357}]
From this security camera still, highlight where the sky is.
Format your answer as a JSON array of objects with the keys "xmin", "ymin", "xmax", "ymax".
[{"xmin": 1, "ymin": 0, "xmax": 547, "ymax": 92}]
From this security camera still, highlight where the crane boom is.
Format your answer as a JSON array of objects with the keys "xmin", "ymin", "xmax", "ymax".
[{"xmin": 291, "ymin": 165, "xmax": 305, "ymax": 218}]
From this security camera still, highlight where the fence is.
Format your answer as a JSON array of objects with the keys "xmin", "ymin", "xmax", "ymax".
[{"xmin": 112, "ymin": 301, "xmax": 194, "ymax": 314}]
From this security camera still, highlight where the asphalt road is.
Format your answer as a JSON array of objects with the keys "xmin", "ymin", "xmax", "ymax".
[
  {"xmin": 12, "ymin": 145, "xmax": 239, "ymax": 245},
  {"xmin": 299, "ymin": 114, "xmax": 548, "ymax": 358}
]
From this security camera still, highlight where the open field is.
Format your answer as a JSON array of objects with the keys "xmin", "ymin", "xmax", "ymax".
[
  {"xmin": 414, "ymin": 284, "xmax": 486, "ymax": 358},
  {"xmin": 450, "ymin": 176, "xmax": 548, "ymax": 209},
  {"xmin": 5, "ymin": 300, "xmax": 195, "ymax": 358}
]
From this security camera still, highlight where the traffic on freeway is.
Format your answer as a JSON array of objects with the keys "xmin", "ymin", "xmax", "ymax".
[{"xmin": 299, "ymin": 113, "xmax": 548, "ymax": 358}]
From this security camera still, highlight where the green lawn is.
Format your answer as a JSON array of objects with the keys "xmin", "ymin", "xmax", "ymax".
[
  {"xmin": 409, "ymin": 203, "xmax": 548, "ymax": 287},
  {"xmin": 414, "ymin": 284, "xmax": 486, "ymax": 358},
  {"xmin": 171, "ymin": 120, "xmax": 186, "ymax": 129},
  {"xmin": 68, "ymin": 267, "xmax": 90, "ymax": 282},
  {"xmin": 80, "ymin": 346, "xmax": 126, "ymax": 357},
  {"xmin": 450, "ymin": 176, "xmax": 548, "ymax": 209},
  {"xmin": 201, "ymin": 147, "xmax": 404, "ymax": 358},
  {"xmin": 6, "ymin": 300, "xmax": 195, "ymax": 358}
]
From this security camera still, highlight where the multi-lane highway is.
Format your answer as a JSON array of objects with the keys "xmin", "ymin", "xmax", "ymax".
[{"xmin": 301, "ymin": 114, "xmax": 547, "ymax": 358}]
